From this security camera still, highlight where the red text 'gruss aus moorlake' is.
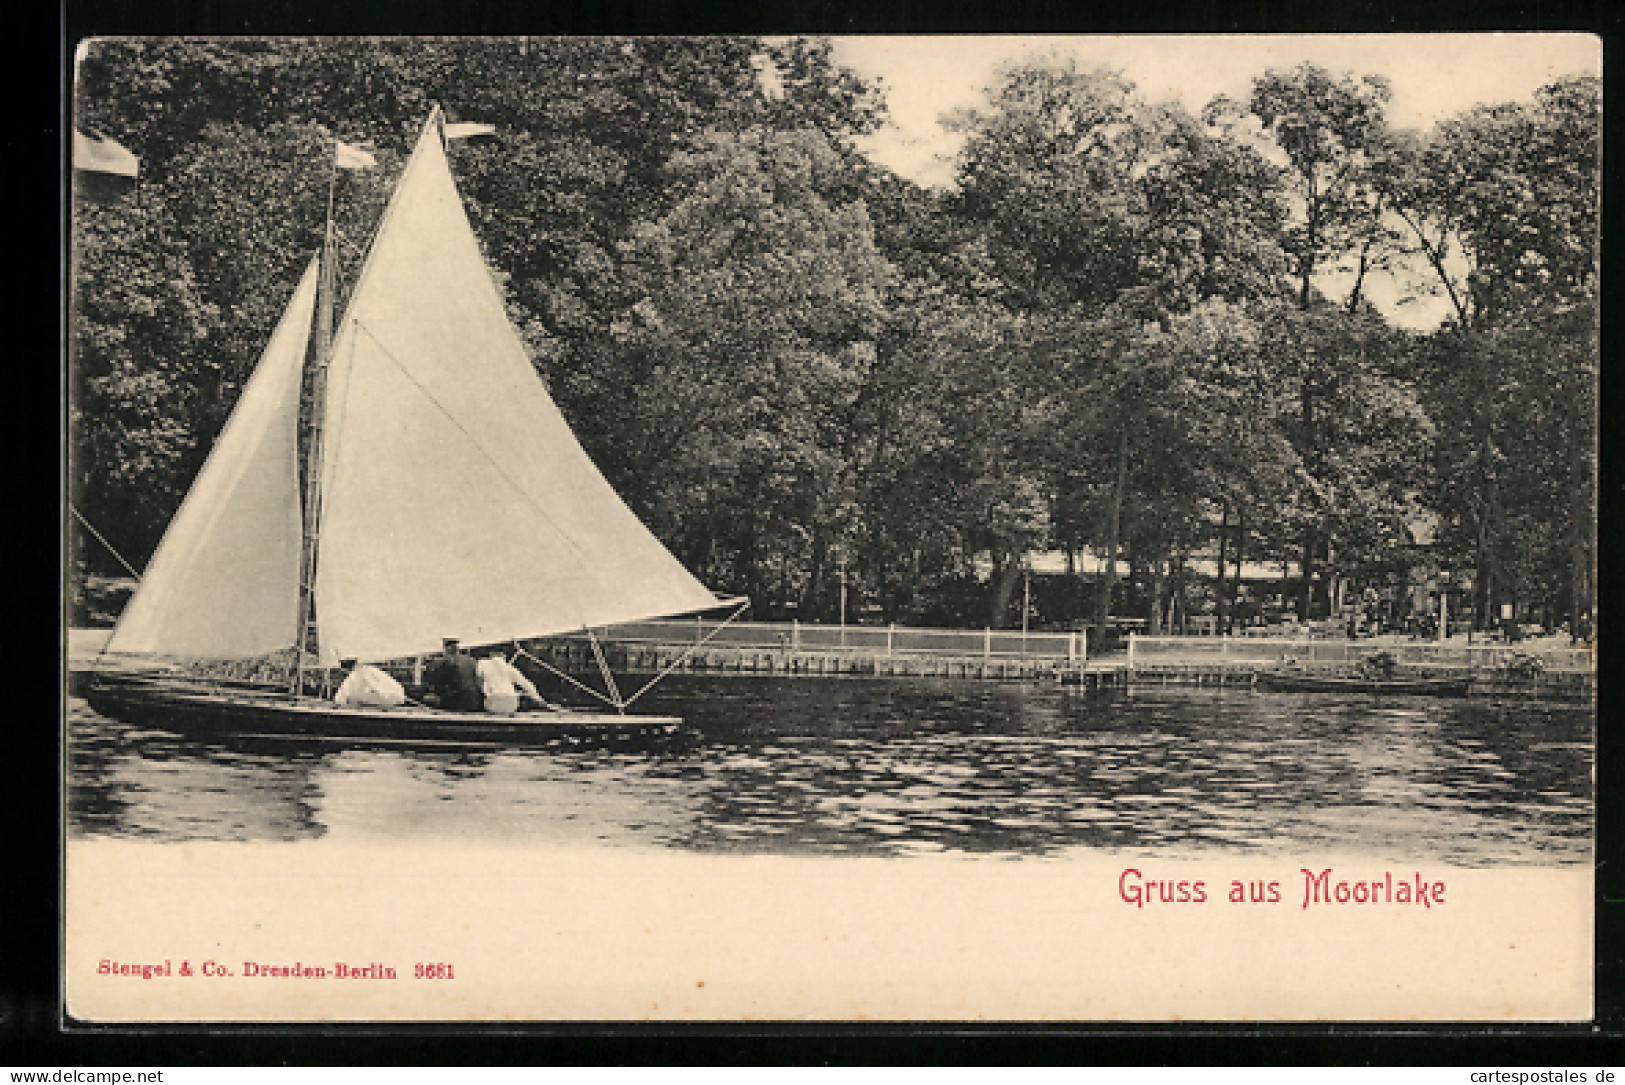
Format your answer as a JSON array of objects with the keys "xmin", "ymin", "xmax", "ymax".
[{"xmin": 1116, "ymin": 868, "xmax": 1449, "ymax": 910}]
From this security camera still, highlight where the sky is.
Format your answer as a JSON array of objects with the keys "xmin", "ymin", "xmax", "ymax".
[
  {"xmin": 831, "ymin": 34, "xmax": 1600, "ymax": 190},
  {"xmin": 825, "ymin": 34, "xmax": 1598, "ymax": 330}
]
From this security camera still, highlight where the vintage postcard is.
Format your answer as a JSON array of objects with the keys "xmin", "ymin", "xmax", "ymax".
[{"xmin": 64, "ymin": 33, "xmax": 1598, "ymax": 1022}]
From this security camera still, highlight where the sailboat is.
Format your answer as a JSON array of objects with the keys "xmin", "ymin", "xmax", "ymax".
[{"xmin": 84, "ymin": 109, "xmax": 744, "ymax": 742}]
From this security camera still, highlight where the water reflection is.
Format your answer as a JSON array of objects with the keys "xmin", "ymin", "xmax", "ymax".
[{"xmin": 67, "ymin": 677, "xmax": 1593, "ymax": 864}]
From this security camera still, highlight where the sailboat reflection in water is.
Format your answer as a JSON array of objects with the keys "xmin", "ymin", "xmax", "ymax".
[{"xmin": 86, "ymin": 108, "xmax": 745, "ymax": 741}]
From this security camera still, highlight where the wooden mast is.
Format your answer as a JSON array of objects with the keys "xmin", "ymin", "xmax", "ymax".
[{"xmin": 292, "ymin": 151, "xmax": 339, "ymax": 697}]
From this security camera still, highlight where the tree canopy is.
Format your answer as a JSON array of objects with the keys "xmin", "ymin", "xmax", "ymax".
[{"xmin": 69, "ymin": 40, "xmax": 1598, "ymax": 638}]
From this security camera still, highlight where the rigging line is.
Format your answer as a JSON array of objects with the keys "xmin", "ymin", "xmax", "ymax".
[
  {"xmin": 325, "ymin": 106, "xmax": 442, "ymax": 348},
  {"xmin": 511, "ymin": 644, "xmax": 620, "ymax": 709},
  {"xmin": 351, "ymin": 320, "xmax": 611, "ymax": 597},
  {"xmin": 620, "ymin": 601, "xmax": 752, "ymax": 710},
  {"xmin": 307, "ymin": 318, "xmax": 359, "ymax": 644},
  {"xmin": 584, "ymin": 627, "xmax": 624, "ymax": 709},
  {"xmin": 330, "ymin": 227, "xmax": 366, "ymax": 263},
  {"xmin": 68, "ymin": 505, "xmax": 143, "ymax": 580},
  {"xmin": 504, "ymin": 642, "xmax": 569, "ymax": 712}
]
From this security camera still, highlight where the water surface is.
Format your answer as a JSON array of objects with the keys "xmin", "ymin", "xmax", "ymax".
[{"xmin": 67, "ymin": 676, "xmax": 1593, "ymax": 865}]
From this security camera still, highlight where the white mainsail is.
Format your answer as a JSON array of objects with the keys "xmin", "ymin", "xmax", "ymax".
[
  {"xmin": 312, "ymin": 115, "xmax": 722, "ymax": 661},
  {"xmin": 105, "ymin": 257, "xmax": 318, "ymax": 657}
]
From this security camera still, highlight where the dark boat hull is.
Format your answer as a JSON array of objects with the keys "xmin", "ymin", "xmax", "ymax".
[
  {"xmin": 1256, "ymin": 672, "xmax": 1471, "ymax": 696},
  {"xmin": 82, "ymin": 674, "xmax": 682, "ymax": 746}
]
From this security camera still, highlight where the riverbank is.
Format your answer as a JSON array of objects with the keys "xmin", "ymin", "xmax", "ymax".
[
  {"xmin": 66, "ymin": 625, "xmax": 1594, "ymax": 698},
  {"xmin": 65, "ymin": 838, "xmax": 1592, "ymax": 1022}
]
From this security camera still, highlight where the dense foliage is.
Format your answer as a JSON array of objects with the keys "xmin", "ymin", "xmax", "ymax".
[{"xmin": 69, "ymin": 40, "xmax": 1597, "ymax": 637}]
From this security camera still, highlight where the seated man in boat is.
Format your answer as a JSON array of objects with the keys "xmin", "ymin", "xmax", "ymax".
[
  {"xmin": 420, "ymin": 637, "xmax": 483, "ymax": 712},
  {"xmin": 333, "ymin": 658, "xmax": 406, "ymax": 708},
  {"xmin": 475, "ymin": 646, "xmax": 546, "ymax": 715}
]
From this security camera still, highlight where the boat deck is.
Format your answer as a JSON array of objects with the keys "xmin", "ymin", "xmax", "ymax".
[{"xmin": 82, "ymin": 675, "xmax": 682, "ymax": 746}]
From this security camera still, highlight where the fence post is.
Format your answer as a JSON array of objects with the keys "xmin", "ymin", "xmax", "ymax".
[
  {"xmin": 888, "ymin": 623, "xmax": 895, "ymax": 658},
  {"xmin": 792, "ymin": 619, "xmax": 800, "ymax": 650},
  {"xmin": 1068, "ymin": 632, "xmax": 1076, "ymax": 667},
  {"xmin": 984, "ymin": 628, "xmax": 991, "ymax": 659},
  {"xmin": 695, "ymin": 615, "xmax": 702, "ymax": 645},
  {"xmin": 1127, "ymin": 633, "xmax": 1136, "ymax": 669}
]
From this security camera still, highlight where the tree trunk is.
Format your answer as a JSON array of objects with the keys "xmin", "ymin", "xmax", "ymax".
[
  {"xmin": 1093, "ymin": 429, "xmax": 1131, "ymax": 645},
  {"xmin": 988, "ymin": 551, "xmax": 1022, "ymax": 629},
  {"xmin": 1471, "ymin": 512, "xmax": 1491, "ymax": 640},
  {"xmin": 1345, "ymin": 240, "xmax": 1372, "ymax": 314},
  {"xmin": 1216, "ymin": 503, "xmax": 1230, "ymax": 635},
  {"xmin": 1230, "ymin": 506, "xmax": 1246, "ymax": 634},
  {"xmin": 1571, "ymin": 448, "xmax": 1594, "ymax": 642},
  {"xmin": 802, "ymin": 531, "xmax": 828, "ymax": 621},
  {"xmin": 1472, "ymin": 425, "xmax": 1500, "ymax": 634},
  {"xmin": 1299, "ymin": 361, "xmax": 1319, "ymax": 623},
  {"xmin": 1168, "ymin": 551, "xmax": 1185, "ymax": 634},
  {"xmin": 1148, "ymin": 557, "xmax": 1165, "ymax": 636}
]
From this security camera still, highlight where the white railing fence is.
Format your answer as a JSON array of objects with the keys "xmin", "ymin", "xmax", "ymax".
[
  {"xmin": 546, "ymin": 618, "xmax": 1085, "ymax": 663},
  {"xmin": 1126, "ymin": 634, "xmax": 1594, "ymax": 673}
]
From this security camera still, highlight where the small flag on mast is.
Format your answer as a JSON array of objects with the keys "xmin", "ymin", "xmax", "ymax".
[
  {"xmin": 443, "ymin": 121, "xmax": 497, "ymax": 141},
  {"xmin": 334, "ymin": 140, "xmax": 377, "ymax": 170},
  {"xmin": 73, "ymin": 130, "xmax": 139, "ymax": 178}
]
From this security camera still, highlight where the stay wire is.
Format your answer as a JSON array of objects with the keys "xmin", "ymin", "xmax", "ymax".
[
  {"xmin": 350, "ymin": 320, "xmax": 605, "ymax": 594},
  {"xmin": 68, "ymin": 504, "xmax": 143, "ymax": 581}
]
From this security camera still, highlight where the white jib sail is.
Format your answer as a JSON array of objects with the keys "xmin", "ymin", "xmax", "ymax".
[
  {"xmin": 105, "ymin": 256, "xmax": 319, "ymax": 657},
  {"xmin": 313, "ymin": 117, "xmax": 722, "ymax": 661}
]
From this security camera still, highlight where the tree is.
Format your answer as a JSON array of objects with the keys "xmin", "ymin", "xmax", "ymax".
[
  {"xmin": 1220, "ymin": 63, "xmax": 1394, "ymax": 311},
  {"xmin": 947, "ymin": 58, "xmax": 1296, "ymax": 634},
  {"xmin": 1041, "ymin": 300, "xmax": 1303, "ymax": 639},
  {"xmin": 1205, "ymin": 63, "xmax": 1401, "ymax": 618},
  {"xmin": 949, "ymin": 61, "xmax": 1159, "ymax": 313},
  {"xmin": 1383, "ymin": 75, "xmax": 1598, "ymax": 330},
  {"xmin": 69, "ymin": 193, "xmax": 216, "ymax": 572},
  {"xmin": 69, "ymin": 37, "xmax": 890, "ymax": 586},
  {"xmin": 1387, "ymin": 75, "xmax": 1599, "ymax": 632},
  {"xmin": 611, "ymin": 127, "xmax": 894, "ymax": 613}
]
